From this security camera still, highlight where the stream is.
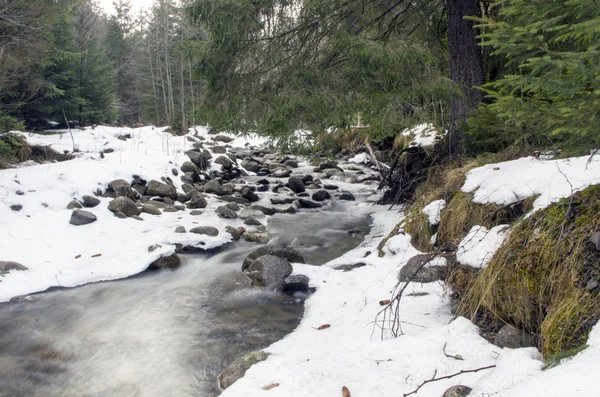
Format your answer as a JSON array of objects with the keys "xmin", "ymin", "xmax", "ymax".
[{"xmin": 0, "ymin": 200, "xmax": 372, "ymax": 397}]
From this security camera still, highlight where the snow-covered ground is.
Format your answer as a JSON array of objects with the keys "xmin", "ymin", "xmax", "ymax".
[{"xmin": 2, "ymin": 125, "xmax": 600, "ymax": 396}]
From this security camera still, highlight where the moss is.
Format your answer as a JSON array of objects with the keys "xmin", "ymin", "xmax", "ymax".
[
  {"xmin": 404, "ymin": 209, "xmax": 432, "ymax": 251},
  {"xmin": 459, "ymin": 184, "xmax": 600, "ymax": 359},
  {"xmin": 377, "ymin": 219, "xmax": 405, "ymax": 257}
]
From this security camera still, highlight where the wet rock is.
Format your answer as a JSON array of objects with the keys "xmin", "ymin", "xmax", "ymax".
[
  {"xmin": 190, "ymin": 226, "xmax": 219, "ymax": 237},
  {"xmin": 301, "ymin": 174, "xmax": 314, "ymax": 183},
  {"xmin": 190, "ymin": 210, "xmax": 203, "ymax": 216},
  {"xmin": 272, "ymin": 169, "xmax": 292, "ymax": 178},
  {"xmin": 108, "ymin": 197, "xmax": 141, "ymax": 217},
  {"xmin": 186, "ymin": 150, "xmax": 211, "ymax": 169},
  {"xmin": 0, "ymin": 261, "xmax": 28, "ymax": 271},
  {"xmin": 192, "ymin": 195, "xmax": 208, "ymax": 209},
  {"xmin": 219, "ymin": 195, "xmax": 250, "ymax": 205},
  {"xmin": 241, "ymin": 187, "xmax": 259, "ymax": 202},
  {"xmin": 282, "ymin": 274, "xmax": 310, "ymax": 294},
  {"xmin": 495, "ymin": 325, "xmax": 535, "ymax": 349},
  {"xmin": 82, "ymin": 195, "xmax": 100, "ymax": 208},
  {"xmin": 146, "ymin": 180, "xmax": 177, "ymax": 200},
  {"xmin": 324, "ymin": 184, "xmax": 339, "ymax": 190},
  {"xmin": 442, "ymin": 385, "xmax": 472, "ymax": 397},
  {"xmin": 256, "ymin": 184, "xmax": 269, "ymax": 192},
  {"xmin": 591, "ymin": 232, "xmax": 600, "ymax": 251},
  {"xmin": 295, "ymin": 198, "xmax": 322, "ymax": 209},
  {"xmin": 283, "ymin": 159, "xmax": 298, "ymax": 168},
  {"xmin": 142, "ymin": 203, "xmax": 162, "ymax": 216},
  {"xmin": 244, "ymin": 217, "xmax": 263, "ymax": 226},
  {"xmin": 148, "ymin": 254, "xmax": 181, "ymax": 270},
  {"xmin": 256, "ymin": 178, "xmax": 270, "ymax": 185},
  {"xmin": 10, "ymin": 204, "xmax": 23, "ymax": 211},
  {"xmin": 69, "ymin": 209, "xmax": 97, "ymax": 226},
  {"xmin": 216, "ymin": 205, "xmax": 238, "ymax": 219},
  {"xmin": 226, "ymin": 202, "xmax": 240, "ymax": 212},
  {"xmin": 243, "ymin": 255, "xmax": 293, "ymax": 288},
  {"xmin": 108, "ymin": 179, "xmax": 138, "ymax": 199},
  {"xmin": 338, "ymin": 191, "xmax": 356, "ymax": 201},
  {"xmin": 398, "ymin": 254, "xmax": 446, "ymax": 283},
  {"xmin": 278, "ymin": 206, "xmax": 296, "ymax": 214},
  {"xmin": 242, "ymin": 231, "xmax": 270, "ymax": 244},
  {"xmin": 288, "ymin": 176, "xmax": 305, "ymax": 194},
  {"xmin": 174, "ymin": 226, "xmax": 186, "ymax": 233},
  {"xmin": 225, "ymin": 226, "xmax": 244, "ymax": 241},
  {"xmin": 249, "ymin": 205, "xmax": 276, "ymax": 216},
  {"xmin": 239, "ymin": 208, "xmax": 266, "ymax": 219},
  {"xmin": 270, "ymin": 197, "xmax": 295, "ymax": 205},
  {"xmin": 213, "ymin": 146, "xmax": 227, "ymax": 154},
  {"xmin": 214, "ymin": 155, "xmax": 235, "ymax": 170},
  {"xmin": 67, "ymin": 199, "xmax": 83, "ymax": 209},
  {"xmin": 217, "ymin": 351, "xmax": 270, "ymax": 391},
  {"xmin": 311, "ymin": 190, "xmax": 331, "ymax": 202},
  {"xmin": 242, "ymin": 246, "xmax": 305, "ymax": 271},
  {"xmin": 241, "ymin": 159, "xmax": 261, "ymax": 173}
]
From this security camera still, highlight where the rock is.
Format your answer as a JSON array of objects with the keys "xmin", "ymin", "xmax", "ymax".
[
  {"xmin": 442, "ymin": 385, "xmax": 472, "ymax": 397},
  {"xmin": 398, "ymin": 254, "xmax": 446, "ymax": 283},
  {"xmin": 270, "ymin": 197, "xmax": 295, "ymax": 205},
  {"xmin": 192, "ymin": 195, "xmax": 208, "ymax": 209},
  {"xmin": 163, "ymin": 206, "xmax": 178, "ymax": 213},
  {"xmin": 591, "ymin": 232, "xmax": 600, "ymax": 251},
  {"xmin": 148, "ymin": 254, "xmax": 181, "ymax": 270},
  {"xmin": 242, "ymin": 246, "xmax": 305, "ymax": 271},
  {"xmin": 114, "ymin": 211, "xmax": 127, "ymax": 219},
  {"xmin": 244, "ymin": 217, "xmax": 263, "ymax": 226},
  {"xmin": 171, "ymin": 168, "xmax": 179, "ymax": 176},
  {"xmin": 216, "ymin": 205, "xmax": 238, "ymax": 219},
  {"xmin": 334, "ymin": 263, "xmax": 367, "ymax": 272},
  {"xmin": 67, "ymin": 199, "xmax": 83, "ymax": 209},
  {"xmin": 295, "ymin": 199, "xmax": 322, "ymax": 209},
  {"xmin": 249, "ymin": 205, "xmax": 276, "ymax": 215},
  {"xmin": 226, "ymin": 202, "xmax": 240, "ymax": 211},
  {"xmin": 242, "ymin": 231, "xmax": 270, "ymax": 244},
  {"xmin": 176, "ymin": 193, "xmax": 189, "ymax": 203},
  {"xmin": 256, "ymin": 184, "xmax": 269, "ymax": 192},
  {"xmin": 283, "ymin": 159, "xmax": 298, "ymax": 168},
  {"xmin": 213, "ymin": 134, "xmax": 235, "ymax": 143},
  {"xmin": 287, "ymin": 176, "xmax": 305, "ymax": 194},
  {"xmin": 0, "ymin": 261, "xmax": 28, "ymax": 271},
  {"xmin": 10, "ymin": 204, "xmax": 23, "ymax": 211},
  {"xmin": 278, "ymin": 206, "xmax": 296, "ymax": 214},
  {"xmin": 225, "ymin": 226, "xmax": 243, "ymax": 241},
  {"xmin": 108, "ymin": 179, "xmax": 138, "ymax": 199},
  {"xmin": 243, "ymin": 255, "xmax": 293, "ymax": 288},
  {"xmin": 180, "ymin": 161, "xmax": 198, "ymax": 174},
  {"xmin": 282, "ymin": 274, "xmax": 310, "ymax": 294},
  {"xmin": 219, "ymin": 195, "xmax": 251, "ymax": 205},
  {"xmin": 142, "ymin": 203, "xmax": 162, "ymax": 216},
  {"xmin": 338, "ymin": 191, "xmax": 356, "ymax": 201},
  {"xmin": 495, "ymin": 325, "xmax": 535, "ymax": 349},
  {"xmin": 146, "ymin": 180, "xmax": 177, "ymax": 200},
  {"xmin": 69, "ymin": 209, "xmax": 97, "ymax": 226},
  {"xmin": 190, "ymin": 210, "xmax": 203, "ymax": 216},
  {"xmin": 214, "ymin": 155, "xmax": 235, "ymax": 170},
  {"xmin": 217, "ymin": 351, "xmax": 270, "ymax": 391},
  {"xmin": 239, "ymin": 208, "xmax": 266, "ymax": 219},
  {"xmin": 108, "ymin": 197, "xmax": 141, "ymax": 217},
  {"xmin": 186, "ymin": 150, "xmax": 211, "ymax": 169},
  {"xmin": 190, "ymin": 226, "xmax": 219, "ymax": 237},
  {"xmin": 82, "ymin": 195, "xmax": 100, "ymax": 208},
  {"xmin": 146, "ymin": 201, "xmax": 169, "ymax": 209},
  {"xmin": 241, "ymin": 159, "xmax": 261, "ymax": 172},
  {"xmin": 203, "ymin": 180, "xmax": 232, "ymax": 196},
  {"xmin": 174, "ymin": 226, "xmax": 186, "ymax": 233},
  {"xmin": 311, "ymin": 190, "xmax": 331, "ymax": 202},
  {"xmin": 272, "ymin": 169, "xmax": 292, "ymax": 178},
  {"xmin": 586, "ymin": 279, "xmax": 599, "ymax": 291},
  {"xmin": 132, "ymin": 215, "xmax": 144, "ymax": 221},
  {"xmin": 241, "ymin": 188, "xmax": 259, "ymax": 202},
  {"xmin": 213, "ymin": 146, "xmax": 227, "ymax": 154}
]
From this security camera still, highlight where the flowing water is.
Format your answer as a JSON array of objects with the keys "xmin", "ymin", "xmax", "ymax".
[{"xmin": 0, "ymin": 201, "xmax": 372, "ymax": 397}]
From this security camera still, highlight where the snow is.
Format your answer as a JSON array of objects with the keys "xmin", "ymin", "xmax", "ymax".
[
  {"xmin": 422, "ymin": 199, "xmax": 446, "ymax": 226},
  {"xmin": 348, "ymin": 153, "xmax": 370, "ymax": 164},
  {"xmin": 401, "ymin": 123, "xmax": 443, "ymax": 147},
  {"xmin": 462, "ymin": 155, "xmax": 600, "ymax": 212},
  {"xmin": 0, "ymin": 126, "xmax": 267, "ymax": 301},
  {"xmin": 3, "ymin": 124, "xmax": 600, "ymax": 396},
  {"xmin": 457, "ymin": 225, "xmax": 509, "ymax": 268}
]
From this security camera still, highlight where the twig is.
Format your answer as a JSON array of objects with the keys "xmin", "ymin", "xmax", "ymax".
[
  {"xmin": 62, "ymin": 109, "xmax": 76, "ymax": 152},
  {"xmin": 443, "ymin": 343, "xmax": 464, "ymax": 360},
  {"xmin": 403, "ymin": 365, "xmax": 496, "ymax": 396},
  {"xmin": 586, "ymin": 148, "xmax": 598, "ymax": 169}
]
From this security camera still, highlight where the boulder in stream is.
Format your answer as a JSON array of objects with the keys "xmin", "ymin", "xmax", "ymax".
[{"xmin": 218, "ymin": 351, "xmax": 270, "ymax": 391}]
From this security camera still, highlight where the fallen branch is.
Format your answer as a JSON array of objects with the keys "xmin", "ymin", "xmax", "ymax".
[
  {"xmin": 366, "ymin": 143, "xmax": 390, "ymax": 177},
  {"xmin": 403, "ymin": 365, "xmax": 496, "ymax": 397},
  {"xmin": 62, "ymin": 109, "xmax": 76, "ymax": 152}
]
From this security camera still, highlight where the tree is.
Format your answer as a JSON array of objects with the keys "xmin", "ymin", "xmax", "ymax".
[{"xmin": 471, "ymin": 0, "xmax": 600, "ymax": 151}]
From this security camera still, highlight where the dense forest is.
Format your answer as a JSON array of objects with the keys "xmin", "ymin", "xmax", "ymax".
[{"xmin": 1, "ymin": 0, "xmax": 598, "ymax": 156}]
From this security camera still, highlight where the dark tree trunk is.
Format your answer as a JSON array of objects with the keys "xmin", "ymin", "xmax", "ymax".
[{"xmin": 446, "ymin": 0, "xmax": 484, "ymax": 156}]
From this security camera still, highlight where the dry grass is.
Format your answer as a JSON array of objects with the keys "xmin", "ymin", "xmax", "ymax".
[{"xmin": 458, "ymin": 184, "xmax": 600, "ymax": 358}]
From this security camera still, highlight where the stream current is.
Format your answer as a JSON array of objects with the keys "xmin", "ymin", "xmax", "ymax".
[{"xmin": 0, "ymin": 200, "xmax": 372, "ymax": 397}]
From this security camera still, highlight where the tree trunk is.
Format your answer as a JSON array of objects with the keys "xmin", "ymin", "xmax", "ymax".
[{"xmin": 446, "ymin": 0, "xmax": 484, "ymax": 156}]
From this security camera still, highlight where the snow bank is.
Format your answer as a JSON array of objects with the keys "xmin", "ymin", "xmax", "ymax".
[
  {"xmin": 401, "ymin": 124, "xmax": 443, "ymax": 147},
  {"xmin": 463, "ymin": 155, "xmax": 600, "ymax": 212},
  {"xmin": 457, "ymin": 225, "xmax": 509, "ymax": 268},
  {"xmin": 422, "ymin": 199, "xmax": 446, "ymax": 226}
]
